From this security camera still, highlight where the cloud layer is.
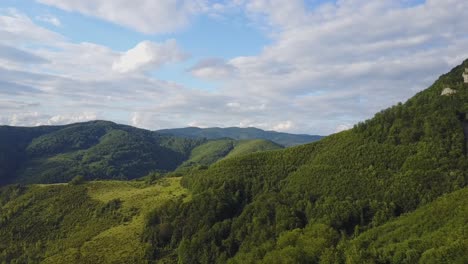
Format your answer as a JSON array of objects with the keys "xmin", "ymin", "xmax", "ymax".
[{"xmin": 2, "ymin": 1, "xmax": 468, "ymax": 135}]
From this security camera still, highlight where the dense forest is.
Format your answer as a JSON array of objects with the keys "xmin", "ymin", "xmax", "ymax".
[
  {"xmin": 0, "ymin": 122, "xmax": 283, "ymax": 185},
  {"xmin": 142, "ymin": 60, "xmax": 468, "ymax": 263},
  {"xmin": 1, "ymin": 60, "xmax": 468, "ymax": 263}
]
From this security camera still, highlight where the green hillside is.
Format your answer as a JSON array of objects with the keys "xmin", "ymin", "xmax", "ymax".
[
  {"xmin": 346, "ymin": 188, "xmax": 468, "ymax": 264},
  {"xmin": 0, "ymin": 122, "xmax": 281, "ymax": 185},
  {"xmin": 0, "ymin": 121, "xmax": 204, "ymax": 184},
  {"xmin": 157, "ymin": 127, "xmax": 323, "ymax": 147},
  {"xmin": 177, "ymin": 139, "xmax": 283, "ymax": 170},
  {"xmin": 0, "ymin": 177, "xmax": 188, "ymax": 263},
  {"xmin": 140, "ymin": 60, "xmax": 468, "ymax": 263},
  {"xmin": 223, "ymin": 139, "xmax": 283, "ymax": 160},
  {"xmin": 1, "ymin": 182, "xmax": 466, "ymax": 263},
  {"xmin": 0, "ymin": 60, "xmax": 468, "ymax": 263}
]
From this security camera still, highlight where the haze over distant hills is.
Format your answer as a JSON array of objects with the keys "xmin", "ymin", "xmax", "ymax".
[{"xmin": 157, "ymin": 127, "xmax": 323, "ymax": 147}]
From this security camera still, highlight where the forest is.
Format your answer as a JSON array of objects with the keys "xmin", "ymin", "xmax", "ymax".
[{"xmin": 0, "ymin": 122, "xmax": 283, "ymax": 185}]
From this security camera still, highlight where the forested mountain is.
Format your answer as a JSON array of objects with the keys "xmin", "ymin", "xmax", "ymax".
[
  {"xmin": 142, "ymin": 59, "xmax": 468, "ymax": 263},
  {"xmin": 1, "ymin": 60, "xmax": 468, "ymax": 263},
  {"xmin": 0, "ymin": 121, "xmax": 282, "ymax": 185},
  {"xmin": 157, "ymin": 127, "xmax": 323, "ymax": 147},
  {"xmin": 177, "ymin": 139, "xmax": 282, "ymax": 171}
]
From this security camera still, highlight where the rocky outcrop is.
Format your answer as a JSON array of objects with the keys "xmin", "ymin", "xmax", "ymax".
[{"xmin": 441, "ymin": 87, "xmax": 456, "ymax": 96}]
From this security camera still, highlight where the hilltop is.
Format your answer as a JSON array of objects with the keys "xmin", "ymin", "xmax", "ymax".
[{"xmin": 157, "ymin": 127, "xmax": 323, "ymax": 147}]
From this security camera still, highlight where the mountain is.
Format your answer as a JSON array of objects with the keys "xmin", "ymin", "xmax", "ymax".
[
  {"xmin": 142, "ymin": 59, "xmax": 468, "ymax": 263},
  {"xmin": 176, "ymin": 138, "xmax": 283, "ymax": 171},
  {"xmin": 1, "ymin": 60, "xmax": 468, "ymax": 263},
  {"xmin": 157, "ymin": 127, "xmax": 323, "ymax": 147},
  {"xmin": 0, "ymin": 121, "xmax": 282, "ymax": 185}
]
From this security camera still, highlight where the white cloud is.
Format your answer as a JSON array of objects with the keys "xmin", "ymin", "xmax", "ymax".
[
  {"xmin": 335, "ymin": 124, "xmax": 352, "ymax": 133},
  {"xmin": 2, "ymin": 111, "xmax": 98, "ymax": 127},
  {"xmin": 36, "ymin": 14, "xmax": 61, "ymax": 26},
  {"xmin": 24, "ymin": 41, "xmax": 119, "ymax": 80},
  {"xmin": 190, "ymin": 0, "xmax": 468, "ymax": 133},
  {"xmin": 272, "ymin": 121, "xmax": 294, "ymax": 132},
  {"xmin": 243, "ymin": 0, "xmax": 309, "ymax": 30},
  {"xmin": 5, "ymin": 112, "xmax": 43, "ymax": 126},
  {"xmin": 2, "ymin": 2, "xmax": 468, "ymax": 135},
  {"xmin": 112, "ymin": 40, "xmax": 187, "ymax": 74},
  {"xmin": 36, "ymin": 0, "xmax": 215, "ymax": 34},
  {"xmin": 0, "ymin": 9, "xmax": 62, "ymax": 45},
  {"xmin": 46, "ymin": 112, "xmax": 98, "ymax": 125}
]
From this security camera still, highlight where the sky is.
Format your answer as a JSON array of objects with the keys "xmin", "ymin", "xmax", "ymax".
[{"xmin": 0, "ymin": 0, "xmax": 467, "ymax": 135}]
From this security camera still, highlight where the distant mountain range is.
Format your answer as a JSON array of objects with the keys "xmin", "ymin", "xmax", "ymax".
[
  {"xmin": 157, "ymin": 127, "xmax": 323, "ymax": 147},
  {"xmin": 0, "ymin": 121, "xmax": 285, "ymax": 185}
]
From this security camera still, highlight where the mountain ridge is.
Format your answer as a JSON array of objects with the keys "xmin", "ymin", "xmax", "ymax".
[
  {"xmin": 0, "ymin": 121, "xmax": 283, "ymax": 185},
  {"xmin": 157, "ymin": 126, "xmax": 323, "ymax": 147}
]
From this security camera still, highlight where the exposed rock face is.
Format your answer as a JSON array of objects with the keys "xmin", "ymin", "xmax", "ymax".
[
  {"xmin": 463, "ymin": 68, "xmax": 468, "ymax": 83},
  {"xmin": 441, "ymin": 87, "xmax": 456, "ymax": 96}
]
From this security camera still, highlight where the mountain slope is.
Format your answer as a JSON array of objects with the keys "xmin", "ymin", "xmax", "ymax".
[
  {"xmin": 0, "ymin": 121, "xmax": 204, "ymax": 184},
  {"xmin": 157, "ymin": 126, "xmax": 323, "ymax": 147},
  {"xmin": 177, "ymin": 138, "xmax": 283, "ymax": 171},
  {"xmin": 1, "ymin": 181, "xmax": 466, "ymax": 263},
  {"xmin": 345, "ymin": 187, "xmax": 468, "ymax": 264},
  {"xmin": 0, "ymin": 178, "xmax": 188, "ymax": 263},
  {"xmin": 0, "ymin": 121, "xmax": 283, "ymax": 185},
  {"xmin": 142, "ymin": 59, "xmax": 468, "ymax": 263}
]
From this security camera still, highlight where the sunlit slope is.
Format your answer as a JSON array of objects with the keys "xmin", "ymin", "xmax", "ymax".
[
  {"xmin": 0, "ymin": 178, "xmax": 189, "ymax": 264},
  {"xmin": 223, "ymin": 139, "xmax": 283, "ymax": 159},
  {"xmin": 177, "ymin": 138, "xmax": 283, "ymax": 170}
]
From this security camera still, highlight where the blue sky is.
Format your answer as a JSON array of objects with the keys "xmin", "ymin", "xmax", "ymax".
[
  {"xmin": 0, "ymin": 0, "xmax": 467, "ymax": 134},
  {"xmin": 0, "ymin": 0, "xmax": 270, "ymax": 90}
]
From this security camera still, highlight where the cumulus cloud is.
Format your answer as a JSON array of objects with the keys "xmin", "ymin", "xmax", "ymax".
[{"xmin": 113, "ymin": 40, "xmax": 187, "ymax": 74}]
